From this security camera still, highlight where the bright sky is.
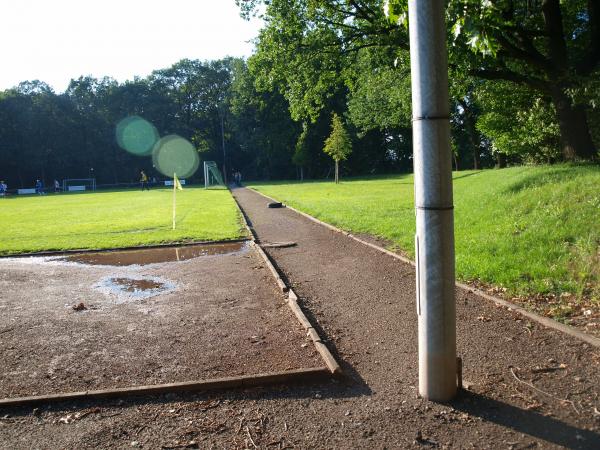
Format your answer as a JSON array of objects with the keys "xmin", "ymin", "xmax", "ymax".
[{"xmin": 0, "ymin": 0, "xmax": 262, "ymax": 93}]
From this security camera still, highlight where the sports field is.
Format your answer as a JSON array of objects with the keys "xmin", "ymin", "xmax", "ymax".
[
  {"xmin": 0, "ymin": 187, "xmax": 245, "ymax": 255},
  {"xmin": 250, "ymin": 164, "xmax": 600, "ymax": 304}
]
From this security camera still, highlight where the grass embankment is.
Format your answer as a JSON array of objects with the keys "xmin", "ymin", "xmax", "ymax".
[
  {"xmin": 0, "ymin": 187, "xmax": 244, "ymax": 255},
  {"xmin": 250, "ymin": 165, "xmax": 599, "ymax": 311}
]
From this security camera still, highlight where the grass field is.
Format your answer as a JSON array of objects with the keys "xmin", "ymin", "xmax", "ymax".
[
  {"xmin": 0, "ymin": 187, "xmax": 244, "ymax": 255},
  {"xmin": 250, "ymin": 164, "xmax": 600, "ymax": 304}
]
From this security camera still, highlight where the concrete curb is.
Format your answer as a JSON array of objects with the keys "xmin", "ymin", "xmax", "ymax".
[
  {"xmin": 231, "ymin": 191, "xmax": 343, "ymax": 375},
  {"xmin": 0, "ymin": 368, "xmax": 330, "ymax": 408},
  {"xmin": 249, "ymin": 188, "xmax": 600, "ymax": 349}
]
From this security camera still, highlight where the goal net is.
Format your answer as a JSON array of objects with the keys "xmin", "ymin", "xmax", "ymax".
[
  {"xmin": 203, "ymin": 161, "xmax": 224, "ymax": 189},
  {"xmin": 62, "ymin": 178, "xmax": 96, "ymax": 192}
]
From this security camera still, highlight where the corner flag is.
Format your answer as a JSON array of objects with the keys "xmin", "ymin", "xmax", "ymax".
[
  {"xmin": 172, "ymin": 172, "xmax": 183, "ymax": 230},
  {"xmin": 174, "ymin": 174, "xmax": 183, "ymax": 191}
]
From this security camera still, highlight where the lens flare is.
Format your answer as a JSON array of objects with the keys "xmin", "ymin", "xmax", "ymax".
[
  {"xmin": 116, "ymin": 116, "xmax": 159, "ymax": 156},
  {"xmin": 152, "ymin": 135, "xmax": 200, "ymax": 179}
]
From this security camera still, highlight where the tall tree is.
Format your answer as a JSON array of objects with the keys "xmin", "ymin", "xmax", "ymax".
[
  {"xmin": 444, "ymin": 0, "xmax": 600, "ymax": 160},
  {"xmin": 241, "ymin": 0, "xmax": 599, "ymax": 161}
]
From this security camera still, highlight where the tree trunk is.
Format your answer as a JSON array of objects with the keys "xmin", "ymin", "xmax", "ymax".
[
  {"xmin": 550, "ymin": 87, "xmax": 597, "ymax": 160},
  {"xmin": 335, "ymin": 160, "xmax": 339, "ymax": 184},
  {"xmin": 300, "ymin": 166, "xmax": 304, "ymax": 181},
  {"xmin": 495, "ymin": 153, "xmax": 506, "ymax": 168},
  {"xmin": 465, "ymin": 115, "xmax": 481, "ymax": 169},
  {"xmin": 473, "ymin": 148, "xmax": 481, "ymax": 170},
  {"xmin": 458, "ymin": 99, "xmax": 481, "ymax": 169}
]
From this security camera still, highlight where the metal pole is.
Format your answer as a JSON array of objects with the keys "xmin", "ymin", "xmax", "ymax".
[
  {"xmin": 172, "ymin": 172, "xmax": 177, "ymax": 230},
  {"xmin": 221, "ymin": 113, "xmax": 227, "ymax": 185},
  {"xmin": 204, "ymin": 162, "xmax": 208, "ymax": 189},
  {"xmin": 408, "ymin": 0, "xmax": 457, "ymax": 401}
]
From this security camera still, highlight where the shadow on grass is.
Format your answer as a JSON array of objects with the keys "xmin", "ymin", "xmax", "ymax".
[
  {"xmin": 245, "ymin": 171, "xmax": 488, "ymax": 188},
  {"xmin": 503, "ymin": 164, "xmax": 598, "ymax": 194},
  {"xmin": 246, "ymin": 173, "xmax": 413, "ymax": 187},
  {"xmin": 452, "ymin": 170, "xmax": 484, "ymax": 181},
  {"xmin": 453, "ymin": 390, "xmax": 600, "ymax": 449}
]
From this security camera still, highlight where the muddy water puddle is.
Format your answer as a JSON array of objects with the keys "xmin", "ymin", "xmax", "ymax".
[
  {"xmin": 94, "ymin": 276, "xmax": 176, "ymax": 301},
  {"xmin": 60, "ymin": 241, "xmax": 249, "ymax": 266},
  {"xmin": 112, "ymin": 278, "xmax": 165, "ymax": 292}
]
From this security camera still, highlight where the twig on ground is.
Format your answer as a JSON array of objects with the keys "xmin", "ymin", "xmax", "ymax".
[
  {"xmin": 100, "ymin": 412, "xmax": 122, "ymax": 419},
  {"xmin": 246, "ymin": 426, "xmax": 258, "ymax": 448},
  {"xmin": 509, "ymin": 367, "xmax": 580, "ymax": 415},
  {"xmin": 77, "ymin": 408, "xmax": 101, "ymax": 420}
]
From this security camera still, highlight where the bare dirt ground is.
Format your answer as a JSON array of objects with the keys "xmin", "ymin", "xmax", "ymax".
[
  {"xmin": 0, "ymin": 242, "xmax": 321, "ymax": 399},
  {"xmin": 0, "ymin": 188, "xmax": 599, "ymax": 449}
]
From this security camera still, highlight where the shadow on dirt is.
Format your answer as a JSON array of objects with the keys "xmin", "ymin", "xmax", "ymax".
[
  {"xmin": 1, "ymin": 371, "xmax": 372, "ymax": 418},
  {"xmin": 453, "ymin": 390, "xmax": 600, "ymax": 449}
]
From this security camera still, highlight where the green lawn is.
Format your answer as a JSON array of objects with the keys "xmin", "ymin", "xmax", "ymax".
[
  {"xmin": 250, "ymin": 164, "xmax": 599, "ymax": 302},
  {"xmin": 0, "ymin": 187, "xmax": 245, "ymax": 255}
]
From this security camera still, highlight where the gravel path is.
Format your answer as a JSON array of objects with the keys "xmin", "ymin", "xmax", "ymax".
[
  {"xmin": 0, "ymin": 243, "xmax": 321, "ymax": 400},
  {"xmin": 0, "ymin": 187, "xmax": 598, "ymax": 449}
]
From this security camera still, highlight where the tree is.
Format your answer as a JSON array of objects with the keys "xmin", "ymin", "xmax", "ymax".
[
  {"xmin": 0, "ymin": 58, "xmax": 256, "ymax": 188},
  {"xmin": 476, "ymin": 80, "xmax": 561, "ymax": 163},
  {"xmin": 446, "ymin": 0, "xmax": 599, "ymax": 161},
  {"xmin": 228, "ymin": 59, "xmax": 300, "ymax": 179},
  {"xmin": 323, "ymin": 113, "xmax": 352, "ymax": 183},
  {"xmin": 242, "ymin": 0, "xmax": 599, "ymax": 161},
  {"xmin": 293, "ymin": 123, "xmax": 311, "ymax": 181}
]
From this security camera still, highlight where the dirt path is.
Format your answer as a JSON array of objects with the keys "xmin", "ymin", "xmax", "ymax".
[
  {"xmin": 0, "ymin": 187, "xmax": 599, "ymax": 449},
  {"xmin": 0, "ymin": 243, "xmax": 320, "ymax": 398}
]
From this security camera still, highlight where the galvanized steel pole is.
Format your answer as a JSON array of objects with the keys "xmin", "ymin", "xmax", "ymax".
[{"xmin": 408, "ymin": 0, "xmax": 457, "ymax": 401}]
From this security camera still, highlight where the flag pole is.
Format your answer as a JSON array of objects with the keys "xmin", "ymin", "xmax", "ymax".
[{"xmin": 172, "ymin": 172, "xmax": 176, "ymax": 230}]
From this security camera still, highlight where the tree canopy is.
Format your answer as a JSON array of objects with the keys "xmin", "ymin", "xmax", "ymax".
[
  {"xmin": 0, "ymin": 2, "xmax": 598, "ymax": 189},
  {"xmin": 238, "ymin": 0, "xmax": 599, "ymax": 164}
]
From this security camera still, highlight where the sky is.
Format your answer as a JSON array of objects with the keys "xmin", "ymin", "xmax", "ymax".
[{"xmin": 0, "ymin": 0, "xmax": 263, "ymax": 93}]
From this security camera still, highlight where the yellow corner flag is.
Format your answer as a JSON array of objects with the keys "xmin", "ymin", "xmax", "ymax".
[
  {"xmin": 172, "ymin": 172, "xmax": 183, "ymax": 230},
  {"xmin": 174, "ymin": 174, "xmax": 183, "ymax": 190}
]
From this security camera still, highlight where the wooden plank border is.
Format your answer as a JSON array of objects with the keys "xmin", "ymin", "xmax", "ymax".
[
  {"xmin": 231, "ymin": 191, "xmax": 343, "ymax": 375},
  {"xmin": 0, "ymin": 190, "xmax": 337, "ymax": 409},
  {"xmin": 0, "ymin": 368, "xmax": 329, "ymax": 408},
  {"xmin": 0, "ymin": 238, "xmax": 251, "ymax": 259},
  {"xmin": 248, "ymin": 188, "xmax": 600, "ymax": 349}
]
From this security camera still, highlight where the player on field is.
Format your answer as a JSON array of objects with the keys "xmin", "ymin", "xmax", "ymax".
[{"xmin": 140, "ymin": 170, "xmax": 149, "ymax": 191}]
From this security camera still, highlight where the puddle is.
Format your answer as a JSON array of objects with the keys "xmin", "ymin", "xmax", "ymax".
[
  {"xmin": 112, "ymin": 278, "xmax": 165, "ymax": 292},
  {"xmin": 94, "ymin": 276, "xmax": 176, "ymax": 302},
  {"xmin": 60, "ymin": 241, "xmax": 248, "ymax": 266}
]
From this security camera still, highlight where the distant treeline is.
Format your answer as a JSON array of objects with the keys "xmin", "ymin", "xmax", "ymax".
[{"xmin": 1, "ymin": 1, "xmax": 599, "ymax": 187}]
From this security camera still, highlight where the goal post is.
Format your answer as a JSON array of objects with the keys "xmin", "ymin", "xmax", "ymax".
[
  {"xmin": 203, "ymin": 161, "xmax": 224, "ymax": 189},
  {"xmin": 62, "ymin": 178, "xmax": 96, "ymax": 192}
]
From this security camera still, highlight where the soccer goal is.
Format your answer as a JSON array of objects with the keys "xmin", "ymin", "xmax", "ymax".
[
  {"xmin": 62, "ymin": 178, "xmax": 96, "ymax": 192},
  {"xmin": 203, "ymin": 161, "xmax": 224, "ymax": 189}
]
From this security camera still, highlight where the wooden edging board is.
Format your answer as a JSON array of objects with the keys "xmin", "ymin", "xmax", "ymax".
[
  {"xmin": 0, "ymin": 368, "xmax": 329, "ymax": 408},
  {"xmin": 231, "ymin": 191, "xmax": 343, "ymax": 375},
  {"xmin": 0, "ymin": 192, "xmax": 337, "ymax": 409},
  {"xmin": 248, "ymin": 188, "xmax": 600, "ymax": 349},
  {"xmin": 0, "ymin": 238, "xmax": 251, "ymax": 259}
]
